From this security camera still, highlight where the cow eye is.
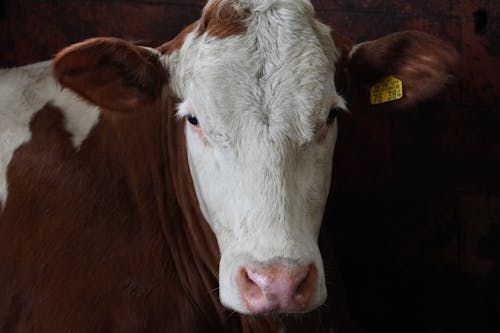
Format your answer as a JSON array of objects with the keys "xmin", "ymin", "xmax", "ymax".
[
  {"xmin": 187, "ymin": 114, "xmax": 199, "ymax": 127},
  {"xmin": 327, "ymin": 108, "xmax": 340, "ymax": 125}
]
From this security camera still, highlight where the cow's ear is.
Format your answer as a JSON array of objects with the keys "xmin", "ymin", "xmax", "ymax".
[
  {"xmin": 347, "ymin": 30, "xmax": 460, "ymax": 109},
  {"xmin": 53, "ymin": 37, "xmax": 167, "ymax": 112}
]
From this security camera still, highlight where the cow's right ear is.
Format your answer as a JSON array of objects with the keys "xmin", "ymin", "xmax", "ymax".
[
  {"xmin": 53, "ymin": 37, "xmax": 167, "ymax": 113},
  {"xmin": 342, "ymin": 30, "xmax": 460, "ymax": 109}
]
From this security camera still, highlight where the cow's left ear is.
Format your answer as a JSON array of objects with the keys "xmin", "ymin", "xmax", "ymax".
[
  {"xmin": 346, "ymin": 30, "xmax": 460, "ymax": 109},
  {"xmin": 53, "ymin": 37, "xmax": 167, "ymax": 113}
]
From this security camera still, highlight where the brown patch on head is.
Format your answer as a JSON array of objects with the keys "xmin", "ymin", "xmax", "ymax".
[
  {"xmin": 159, "ymin": 1, "xmax": 248, "ymax": 54},
  {"xmin": 198, "ymin": 0, "xmax": 248, "ymax": 39},
  {"xmin": 158, "ymin": 22, "xmax": 198, "ymax": 55}
]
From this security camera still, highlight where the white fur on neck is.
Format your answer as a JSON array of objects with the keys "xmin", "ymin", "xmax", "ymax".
[{"xmin": 0, "ymin": 61, "xmax": 100, "ymax": 208}]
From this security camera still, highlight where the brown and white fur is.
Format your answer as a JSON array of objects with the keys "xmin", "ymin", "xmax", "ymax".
[{"xmin": 0, "ymin": 0, "xmax": 459, "ymax": 331}]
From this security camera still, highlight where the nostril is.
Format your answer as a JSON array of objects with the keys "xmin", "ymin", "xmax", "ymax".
[
  {"xmin": 245, "ymin": 268, "xmax": 268, "ymax": 291},
  {"xmin": 236, "ymin": 267, "xmax": 265, "ymax": 307},
  {"xmin": 242, "ymin": 268, "xmax": 263, "ymax": 297},
  {"xmin": 293, "ymin": 264, "xmax": 317, "ymax": 307}
]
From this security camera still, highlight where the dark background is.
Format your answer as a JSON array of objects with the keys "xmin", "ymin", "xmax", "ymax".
[{"xmin": 1, "ymin": 1, "xmax": 499, "ymax": 332}]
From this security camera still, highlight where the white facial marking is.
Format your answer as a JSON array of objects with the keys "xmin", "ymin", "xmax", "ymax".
[
  {"xmin": 55, "ymin": 94, "xmax": 100, "ymax": 148},
  {"xmin": 166, "ymin": 0, "xmax": 345, "ymax": 313},
  {"xmin": 0, "ymin": 61, "xmax": 100, "ymax": 208}
]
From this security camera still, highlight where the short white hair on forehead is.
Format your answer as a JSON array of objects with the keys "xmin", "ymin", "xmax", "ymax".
[
  {"xmin": 167, "ymin": 0, "xmax": 344, "ymax": 151},
  {"xmin": 204, "ymin": 0, "xmax": 315, "ymax": 18}
]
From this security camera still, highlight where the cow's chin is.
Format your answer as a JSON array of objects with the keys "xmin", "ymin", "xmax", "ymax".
[{"xmin": 217, "ymin": 250, "xmax": 327, "ymax": 315}]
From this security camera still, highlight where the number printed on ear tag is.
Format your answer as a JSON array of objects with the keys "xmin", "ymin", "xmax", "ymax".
[{"xmin": 370, "ymin": 75, "xmax": 403, "ymax": 105}]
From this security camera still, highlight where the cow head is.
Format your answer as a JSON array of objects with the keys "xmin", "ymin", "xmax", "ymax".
[{"xmin": 53, "ymin": 0, "xmax": 459, "ymax": 316}]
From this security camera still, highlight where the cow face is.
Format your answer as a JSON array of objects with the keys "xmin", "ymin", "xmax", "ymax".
[
  {"xmin": 165, "ymin": 0, "xmax": 344, "ymax": 314},
  {"xmin": 52, "ymin": 0, "xmax": 459, "ymax": 318}
]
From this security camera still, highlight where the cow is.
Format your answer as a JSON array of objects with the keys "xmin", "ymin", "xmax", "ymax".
[{"xmin": 0, "ymin": 0, "xmax": 459, "ymax": 332}]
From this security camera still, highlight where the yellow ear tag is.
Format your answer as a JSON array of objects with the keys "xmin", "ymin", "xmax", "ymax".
[{"xmin": 370, "ymin": 75, "xmax": 403, "ymax": 105}]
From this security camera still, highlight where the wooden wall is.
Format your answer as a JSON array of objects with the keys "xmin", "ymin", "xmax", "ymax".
[{"xmin": 1, "ymin": 1, "xmax": 499, "ymax": 332}]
